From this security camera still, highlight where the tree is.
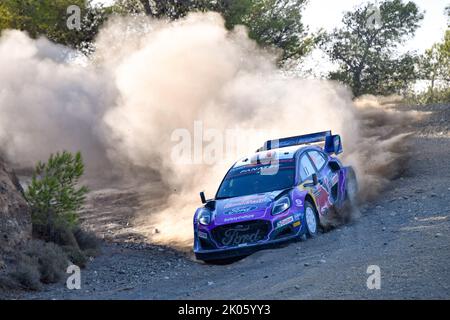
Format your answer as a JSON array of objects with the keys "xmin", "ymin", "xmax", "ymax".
[
  {"xmin": 0, "ymin": 0, "xmax": 110, "ymax": 53},
  {"xmin": 221, "ymin": 0, "xmax": 316, "ymax": 63},
  {"xmin": 25, "ymin": 151, "xmax": 88, "ymax": 228},
  {"xmin": 323, "ymin": 0, "xmax": 424, "ymax": 96},
  {"xmin": 114, "ymin": 0, "xmax": 317, "ymax": 64},
  {"xmin": 416, "ymin": 7, "xmax": 450, "ymax": 103}
]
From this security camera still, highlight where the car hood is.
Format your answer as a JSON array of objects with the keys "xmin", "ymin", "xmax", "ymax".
[{"xmin": 213, "ymin": 190, "xmax": 286, "ymax": 225}]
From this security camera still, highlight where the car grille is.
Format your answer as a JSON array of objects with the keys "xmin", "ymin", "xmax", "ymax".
[{"xmin": 212, "ymin": 220, "xmax": 271, "ymax": 247}]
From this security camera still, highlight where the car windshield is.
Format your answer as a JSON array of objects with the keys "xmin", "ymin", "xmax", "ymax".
[{"xmin": 216, "ymin": 159, "xmax": 296, "ymax": 199}]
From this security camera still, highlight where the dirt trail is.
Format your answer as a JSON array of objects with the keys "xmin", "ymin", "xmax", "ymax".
[{"xmin": 18, "ymin": 103, "xmax": 450, "ymax": 299}]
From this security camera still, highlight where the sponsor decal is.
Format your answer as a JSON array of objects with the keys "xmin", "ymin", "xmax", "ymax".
[
  {"xmin": 294, "ymin": 213, "xmax": 301, "ymax": 220},
  {"xmin": 222, "ymin": 225, "xmax": 261, "ymax": 246},
  {"xmin": 223, "ymin": 214, "xmax": 255, "ymax": 223},
  {"xmin": 293, "ymin": 221, "xmax": 301, "ymax": 227},
  {"xmin": 198, "ymin": 231, "xmax": 208, "ymax": 239},
  {"xmin": 277, "ymin": 216, "xmax": 294, "ymax": 228},
  {"xmin": 224, "ymin": 206, "xmax": 257, "ymax": 215},
  {"xmin": 223, "ymin": 198, "xmax": 266, "ymax": 209},
  {"xmin": 295, "ymin": 199, "xmax": 303, "ymax": 207},
  {"xmin": 332, "ymin": 173, "xmax": 339, "ymax": 185}
]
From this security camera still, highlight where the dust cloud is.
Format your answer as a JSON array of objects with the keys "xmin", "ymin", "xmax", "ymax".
[{"xmin": 0, "ymin": 13, "xmax": 418, "ymax": 249}]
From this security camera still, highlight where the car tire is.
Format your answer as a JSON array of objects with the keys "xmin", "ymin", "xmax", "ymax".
[
  {"xmin": 345, "ymin": 166, "xmax": 358, "ymax": 204},
  {"xmin": 304, "ymin": 201, "xmax": 319, "ymax": 238}
]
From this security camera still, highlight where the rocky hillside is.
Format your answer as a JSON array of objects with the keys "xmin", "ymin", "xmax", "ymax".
[{"xmin": 0, "ymin": 158, "xmax": 31, "ymax": 273}]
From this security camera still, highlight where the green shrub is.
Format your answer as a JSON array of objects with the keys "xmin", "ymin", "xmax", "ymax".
[
  {"xmin": 25, "ymin": 151, "xmax": 88, "ymax": 229},
  {"xmin": 32, "ymin": 216, "xmax": 78, "ymax": 248},
  {"xmin": 12, "ymin": 151, "xmax": 102, "ymax": 291}
]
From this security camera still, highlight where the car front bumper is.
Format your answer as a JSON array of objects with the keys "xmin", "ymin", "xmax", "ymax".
[{"xmin": 194, "ymin": 232, "xmax": 300, "ymax": 261}]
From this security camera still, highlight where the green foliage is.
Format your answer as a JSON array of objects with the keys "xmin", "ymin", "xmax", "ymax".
[
  {"xmin": 221, "ymin": 0, "xmax": 316, "ymax": 63},
  {"xmin": 415, "ymin": 29, "xmax": 450, "ymax": 104},
  {"xmin": 25, "ymin": 151, "xmax": 88, "ymax": 229},
  {"xmin": 323, "ymin": 0, "xmax": 424, "ymax": 96},
  {"xmin": 115, "ymin": 0, "xmax": 317, "ymax": 64},
  {"xmin": 1, "ymin": 0, "xmax": 316, "ymax": 63},
  {"xmin": 404, "ymin": 86, "xmax": 450, "ymax": 105},
  {"xmin": 0, "ymin": 0, "xmax": 110, "ymax": 53}
]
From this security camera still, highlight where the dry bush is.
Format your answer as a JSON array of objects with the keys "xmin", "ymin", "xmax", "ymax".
[
  {"xmin": 8, "ymin": 255, "xmax": 42, "ymax": 291},
  {"xmin": 24, "ymin": 240, "xmax": 68, "ymax": 284},
  {"xmin": 1, "ymin": 240, "xmax": 69, "ymax": 291},
  {"xmin": 61, "ymin": 245, "xmax": 87, "ymax": 268},
  {"xmin": 73, "ymin": 227, "xmax": 100, "ymax": 254}
]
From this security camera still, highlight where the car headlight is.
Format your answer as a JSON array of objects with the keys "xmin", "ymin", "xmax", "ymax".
[
  {"xmin": 272, "ymin": 196, "xmax": 291, "ymax": 215},
  {"xmin": 198, "ymin": 209, "xmax": 212, "ymax": 225}
]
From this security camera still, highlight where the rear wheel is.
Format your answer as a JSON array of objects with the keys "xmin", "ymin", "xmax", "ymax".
[
  {"xmin": 304, "ymin": 201, "xmax": 319, "ymax": 237},
  {"xmin": 345, "ymin": 166, "xmax": 358, "ymax": 204}
]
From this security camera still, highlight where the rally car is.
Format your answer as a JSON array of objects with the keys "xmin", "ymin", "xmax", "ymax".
[{"xmin": 193, "ymin": 131, "xmax": 358, "ymax": 261}]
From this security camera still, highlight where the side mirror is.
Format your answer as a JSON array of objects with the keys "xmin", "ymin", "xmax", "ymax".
[
  {"xmin": 312, "ymin": 173, "xmax": 318, "ymax": 186},
  {"xmin": 325, "ymin": 134, "xmax": 343, "ymax": 155},
  {"xmin": 200, "ymin": 191, "xmax": 206, "ymax": 204}
]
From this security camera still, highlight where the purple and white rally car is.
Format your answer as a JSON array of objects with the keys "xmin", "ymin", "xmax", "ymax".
[{"xmin": 193, "ymin": 131, "xmax": 357, "ymax": 261}]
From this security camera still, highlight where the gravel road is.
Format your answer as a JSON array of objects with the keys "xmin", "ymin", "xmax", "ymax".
[{"xmin": 19, "ymin": 103, "xmax": 450, "ymax": 299}]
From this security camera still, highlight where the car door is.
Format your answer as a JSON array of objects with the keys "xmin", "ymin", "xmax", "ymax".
[
  {"xmin": 298, "ymin": 152, "xmax": 329, "ymax": 216},
  {"xmin": 308, "ymin": 150, "xmax": 340, "ymax": 204}
]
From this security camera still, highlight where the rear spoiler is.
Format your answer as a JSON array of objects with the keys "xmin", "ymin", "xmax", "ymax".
[{"xmin": 257, "ymin": 130, "xmax": 343, "ymax": 155}]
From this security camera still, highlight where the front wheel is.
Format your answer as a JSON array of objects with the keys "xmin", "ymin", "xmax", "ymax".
[{"xmin": 304, "ymin": 201, "xmax": 319, "ymax": 237}]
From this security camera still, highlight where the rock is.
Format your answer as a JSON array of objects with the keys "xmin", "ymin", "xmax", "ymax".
[
  {"xmin": 382, "ymin": 227, "xmax": 386, "ymax": 231},
  {"xmin": 304, "ymin": 263, "xmax": 310, "ymax": 267},
  {"xmin": 430, "ymin": 193, "xmax": 438, "ymax": 198},
  {"xmin": 319, "ymin": 259, "xmax": 326, "ymax": 264},
  {"xmin": 435, "ymin": 233, "xmax": 442, "ymax": 238},
  {"xmin": 0, "ymin": 158, "xmax": 32, "ymax": 263},
  {"xmin": 294, "ymin": 285, "xmax": 300, "ymax": 290},
  {"xmin": 375, "ymin": 205, "xmax": 383, "ymax": 210},
  {"xmin": 207, "ymin": 281, "xmax": 214, "ymax": 286}
]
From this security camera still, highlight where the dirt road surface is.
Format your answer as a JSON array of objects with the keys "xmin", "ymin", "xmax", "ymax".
[{"xmin": 19, "ymin": 103, "xmax": 450, "ymax": 299}]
